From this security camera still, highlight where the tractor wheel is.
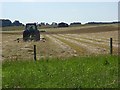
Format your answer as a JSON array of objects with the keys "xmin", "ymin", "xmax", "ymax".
[
  {"xmin": 34, "ymin": 30, "xmax": 40, "ymax": 41},
  {"xmin": 23, "ymin": 30, "xmax": 30, "ymax": 41}
]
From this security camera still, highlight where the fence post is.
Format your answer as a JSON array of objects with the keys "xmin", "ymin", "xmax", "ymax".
[
  {"xmin": 110, "ymin": 38, "xmax": 113, "ymax": 55},
  {"xmin": 34, "ymin": 45, "xmax": 37, "ymax": 61}
]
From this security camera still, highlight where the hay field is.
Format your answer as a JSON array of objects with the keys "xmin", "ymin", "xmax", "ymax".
[{"xmin": 2, "ymin": 24, "xmax": 118, "ymax": 60}]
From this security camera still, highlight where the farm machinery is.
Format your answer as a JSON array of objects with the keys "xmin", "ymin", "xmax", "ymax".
[{"xmin": 23, "ymin": 23, "xmax": 40, "ymax": 41}]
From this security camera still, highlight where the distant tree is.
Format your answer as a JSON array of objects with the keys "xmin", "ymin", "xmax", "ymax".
[
  {"xmin": 0, "ymin": 19, "xmax": 12, "ymax": 27},
  {"xmin": 51, "ymin": 22, "xmax": 57, "ymax": 26},
  {"xmin": 58, "ymin": 22, "xmax": 69, "ymax": 27},
  {"xmin": 51, "ymin": 22, "xmax": 58, "ymax": 28},
  {"xmin": 85, "ymin": 22, "xmax": 120, "ymax": 25},
  {"xmin": 12, "ymin": 20, "xmax": 23, "ymax": 26},
  {"xmin": 46, "ymin": 23, "xmax": 50, "ymax": 26},
  {"xmin": 70, "ymin": 22, "xmax": 81, "ymax": 26},
  {"xmin": 38, "ymin": 24, "xmax": 41, "ymax": 27},
  {"xmin": 0, "ymin": 19, "xmax": 24, "ymax": 27},
  {"xmin": 40, "ymin": 22, "xmax": 45, "ymax": 26}
]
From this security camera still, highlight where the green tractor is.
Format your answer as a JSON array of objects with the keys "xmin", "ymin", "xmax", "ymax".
[{"xmin": 23, "ymin": 23, "xmax": 40, "ymax": 41}]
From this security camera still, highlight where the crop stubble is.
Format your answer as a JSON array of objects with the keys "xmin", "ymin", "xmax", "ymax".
[{"xmin": 2, "ymin": 25, "xmax": 118, "ymax": 60}]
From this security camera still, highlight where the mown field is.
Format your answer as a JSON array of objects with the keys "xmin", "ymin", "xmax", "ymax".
[
  {"xmin": 2, "ymin": 24, "xmax": 118, "ymax": 60},
  {"xmin": 1, "ymin": 24, "xmax": 119, "ymax": 88}
]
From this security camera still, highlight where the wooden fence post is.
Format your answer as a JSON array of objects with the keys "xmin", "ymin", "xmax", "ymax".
[
  {"xmin": 34, "ymin": 45, "xmax": 37, "ymax": 61},
  {"xmin": 110, "ymin": 38, "xmax": 113, "ymax": 55}
]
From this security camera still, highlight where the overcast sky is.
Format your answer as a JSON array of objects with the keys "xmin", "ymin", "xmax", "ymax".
[{"xmin": 0, "ymin": 1, "xmax": 118, "ymax": 24}]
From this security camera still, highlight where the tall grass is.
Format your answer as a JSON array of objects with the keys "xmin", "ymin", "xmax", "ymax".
[{"xmin": 2, "ymin": 55, "xmax": 118, "ymax": 88}]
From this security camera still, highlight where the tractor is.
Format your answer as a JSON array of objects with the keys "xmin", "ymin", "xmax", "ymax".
[{"xmin": 23, "ymin": 23, "xmax": 40, "ymax": 41}]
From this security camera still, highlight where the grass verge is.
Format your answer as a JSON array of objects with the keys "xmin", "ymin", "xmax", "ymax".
[{"xmin": 2, "ymin": 55, "xmax": 118, "ymax": 88}]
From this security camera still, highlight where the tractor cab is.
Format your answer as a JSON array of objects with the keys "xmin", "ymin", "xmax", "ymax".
[{"xmin": 23, "ymin": 23, "xmax": 40, "ymax": 41}]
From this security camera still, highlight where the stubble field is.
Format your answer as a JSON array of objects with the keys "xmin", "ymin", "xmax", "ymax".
[
  {"xmin": 1, "ymin": 24, "xmax": 119, "ymax": 88},
  {"xmin": 2, "ymin": 24, "xmax": 118, "ymax": 61}
]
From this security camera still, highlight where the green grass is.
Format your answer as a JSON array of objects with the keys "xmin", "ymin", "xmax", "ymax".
[
  {"xmin": 2, "ymin": 55, "xmax": 118, "ymax": 88},
  {"xmin": 0, "ymin": 65, "xmax": 2, "ymax": 89}
]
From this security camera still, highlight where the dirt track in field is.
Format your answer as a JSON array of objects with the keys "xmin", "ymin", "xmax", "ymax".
[{"xmin": 2, "ymin": 25, "xmax": 118, "ymax": 60}]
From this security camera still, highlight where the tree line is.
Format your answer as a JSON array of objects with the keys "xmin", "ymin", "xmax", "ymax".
[
  {"xmin": 86, "ymin": 22, "xmax": 120, "ymax": 25},
  {"xmin": 0, "ymin": 19, "xmax": 119, "ymax": 27},
  {"xmin": 0, "ymin": 19, "xmax": 24, "ymax": 27}
]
